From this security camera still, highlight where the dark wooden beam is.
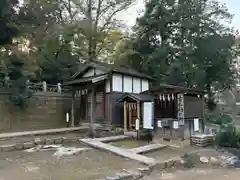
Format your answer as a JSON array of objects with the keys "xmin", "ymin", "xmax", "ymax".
[
  {"xmin": 71, "ymin": 90, "xmax": 76, "ymax": 127},
  {"xmin": 103, "ymin": 80, "xmax": 106, "ymax": 121},
  {"xmin": 124, "ymin": 101, "xmax": 127, "ymax": 131},
  {"xmin": 122, "ymin": 74, "xmax": 124, "ymax": 92},
  {"xmin": 90, "ymin": 85, "xmax": 96, "ymax": 136},
  {"xmin": 110, "ymin": 73, "xmax": 113, "ymax": 92}
]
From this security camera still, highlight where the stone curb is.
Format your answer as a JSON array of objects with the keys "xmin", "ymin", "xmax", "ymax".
[
  {"xmin": 102, "ymin": 166, "xmax": 153, "ymax": 180},
  {"xmin": 0, "ymin": 137, "xmax": 81, "ymax": 152},
  {"xmin": 102, "ymin": 158, "xmax": 179, "ymax": 180}
]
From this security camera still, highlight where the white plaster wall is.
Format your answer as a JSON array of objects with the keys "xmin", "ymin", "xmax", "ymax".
[
  {"xmin": 83, "ymin": 68, "xmax": 106, "ymax": 77},
  {"xmin": 105, "ymin": 79, "xmax": 110, "ymax": 93},
  {"xmin": 141, "ymin": 79, "xmax": 149, "ymax": 92},
  {"xmin": 83, "ymin": 68, "xmax": 94, "ymax": 77},
  {"xmin": 133, "ymin": 78, "xmax": 141, "ymax": 93},
  {"xmin": 112, "ymin": 73, "xmax": 123, "ymax": 92},
  {"xmin": 123, "ymin": 76, "xmax": 133, "ymax": 93}
]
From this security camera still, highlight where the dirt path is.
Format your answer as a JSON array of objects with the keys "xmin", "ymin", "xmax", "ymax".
[{"xmin": 0, "ymin": 143, "xmax": 144, "ymax": 180}]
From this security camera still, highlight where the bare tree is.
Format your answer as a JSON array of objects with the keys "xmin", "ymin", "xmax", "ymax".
[{"xmin": 58, "ymin": 0, "xmax": 136, "ymax": 61}]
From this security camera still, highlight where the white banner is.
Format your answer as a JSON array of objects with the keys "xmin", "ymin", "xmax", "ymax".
[
  {"xmin": 194, "ymin": 118, "xmax": 199, "ymax": 131},
  {"xmin": 143, "ymin": 102, "xmax": 154, "ymax": 129}
]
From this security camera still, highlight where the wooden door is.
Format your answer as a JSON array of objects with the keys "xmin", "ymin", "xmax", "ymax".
[{"xmin": 128, "ymin": 103, "xmax": 138, "ymax": 129}]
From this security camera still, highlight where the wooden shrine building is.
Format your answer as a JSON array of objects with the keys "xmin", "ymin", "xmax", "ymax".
[
  {"xmin": 64, "ymin": 61, "xmax": 205, "ymax": 139},
  {"xmin": 63, "ymin": 61, "xmax": 153, "ymax": 129}
]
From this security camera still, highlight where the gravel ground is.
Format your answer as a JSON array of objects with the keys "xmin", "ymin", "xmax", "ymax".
[
  {"xmin": 141, "ymin": 168, "xmax": 240, "ymax": 180},
  {"xmin": 144, "ymin": 146, "xmax": 202, "ymax": 161},
  {"xmin": 0, "ymin": 143, "xmax": 144, "ymax": 180}
]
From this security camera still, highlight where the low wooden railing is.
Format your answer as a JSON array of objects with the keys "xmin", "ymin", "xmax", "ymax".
[{"xmin": 0, "ymin": 80, "xmax": 72, "ymax": 93}]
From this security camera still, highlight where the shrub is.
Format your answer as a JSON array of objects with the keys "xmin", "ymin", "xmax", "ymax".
[
  {"xmin": 182, "ymin": 153, "xmax": 199, "ymax": 168},
  {"xmin": 215, "ymin": 125, "xmax": 240, "ymax": 148},
  {"xmin": 215, "ymin": 114, "xmax": 233, "ymax": 126}
]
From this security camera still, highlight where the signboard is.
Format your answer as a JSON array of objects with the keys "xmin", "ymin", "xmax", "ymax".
[
  {"xmin": 135, "ymin": 119, "xmax": 140, "ymax": 130},
  {"xmin": 66, "ymin": 112, "xmax": 69, "ymax": 123},
  {"xmin": 143, "ymin": 102, "xmax": 154, "ymax": 129},
  {"xmin": 157, "ymin": 120, "xmax": 162, "ymax": 128},
  {"xmin": 194, "ymin": 118, "xmax": 199, "ymax": 132},
  {"xmin": 177, "ymin": 94, "xmax": 185, "ymax": 125},
  {"xmin": 173, "ymin": 121, "xmax": 179, "ymax": 129}
]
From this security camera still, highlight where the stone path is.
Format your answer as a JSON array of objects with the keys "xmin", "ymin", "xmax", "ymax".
[
  {"xmin": 0, "ymin": 127, "xmax": 88, "ymax": 139},
  {"xmin": 81, "ymin": 139, "xmax": 156, "ymax": 165},
  {"xmin": 80, "ymin": 135, "xmax": 167, "ymax": 166},
  {"xmin": 91, "ymin": 135, "xmax": 131, "ymax": 143},
  {"xmin": 129, "ymin": 144, "xmax": 167, "ymax": 154}
]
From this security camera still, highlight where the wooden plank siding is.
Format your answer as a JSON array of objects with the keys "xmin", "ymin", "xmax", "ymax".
[{"xmin": 87, "ymin": 85, "xmax": 106, "ymax": 123}]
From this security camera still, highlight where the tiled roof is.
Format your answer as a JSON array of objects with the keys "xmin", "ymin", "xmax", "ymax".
[
  {"xmin": 72, "ymin": 61, "xmax": 153, "ymax": 80},
  {"xmin": 146, "ymin": 84, "xmax": 205, "ymax": 94},
  {"xmin": 63, "ymin": 74, "xmax": 109, "ymax": 86},
  {"xmin": 117, "ymin": 93, "xmax": 155, "ymax": 103}
]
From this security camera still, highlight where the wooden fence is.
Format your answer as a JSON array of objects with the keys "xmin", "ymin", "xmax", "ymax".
[{"xmin": 0, "ymin": 80, "xmax": 72, "ymax": 94}]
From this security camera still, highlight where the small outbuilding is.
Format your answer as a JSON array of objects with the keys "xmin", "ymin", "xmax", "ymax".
[
  {"xmin": 144, "ymin": 84, "xmax": 205, "ymax": 139},
  {"xmin": 117, "ymin": 93, "xmax": 155, "ymax": 131}
]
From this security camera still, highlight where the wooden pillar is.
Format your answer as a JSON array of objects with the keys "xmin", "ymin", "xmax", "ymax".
[
  {"xmin": 90, "ymin": 86, "xmax": 96, "ymax": 135},
  {"xmin": 201, "ymin": 95, "xmax": 205, "ymax": 133},
  {"xmin": 79, "ymin": 89, "xmax": 82, "ymax": 124},
  {"xmin": 85, "ymin": 89, "xmax": 88, "ymax": 120},
  {"xmin": 124, "ymin": 101, "xmax": 127, "ymax": 131},
  {"xmin": 71, "ymin": 90, "xmax": 76, "ymax": 127},
  {"xmin": 137, "ymin": 102, "xmax": 140, "ymax": 127},
  {"xmin": 137, "ymin": 102, "xmax": 140, "ymax": 119}
]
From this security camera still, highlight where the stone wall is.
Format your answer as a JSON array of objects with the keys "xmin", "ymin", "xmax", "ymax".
[{"xmin": 0, "ymin": 92, "xmax": 80, "ymax": 132}]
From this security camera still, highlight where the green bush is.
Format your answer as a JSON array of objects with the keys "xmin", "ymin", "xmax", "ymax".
[
  {"xmin": 215, "ymin": 125, "xmax": 240, "ymax": 148},
  {"xmin": 182, "ymin": 153, "xmax": 199, "ymax": 168},
  {"xmin": 215, "ymin": 114, "xmax": 233, "ymax": 126}
]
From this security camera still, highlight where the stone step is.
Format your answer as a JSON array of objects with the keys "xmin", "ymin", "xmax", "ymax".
[{"xmin": 0, "ymin": 127, "xmax": 88, "ymax": 139}]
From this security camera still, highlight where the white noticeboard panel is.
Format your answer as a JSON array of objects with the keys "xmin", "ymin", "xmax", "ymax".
[
  {"xmin": 173, "ymin": 121, "xmax": 179, "ymax": 129},
  {"xmin": 143, "ymin": 102, "xmax": 154, "ymax": 129},
  {"xmin": 194, "ymin": 118, "xmax": 199, "ymax": 132},
  {"xmin": 157, "ymin": 120, "xmax": 162, "ymax": 128},
  {"xmin": 135, "ymin": 119, "xmax": 140, "ymax": 130},
  {"xmin": 66, "ymin": 112, "xmax": 69, "ymax": 123}
]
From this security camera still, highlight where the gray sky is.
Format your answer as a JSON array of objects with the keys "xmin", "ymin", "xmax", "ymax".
[{"xmin": 117, "ymin": 0, "xmax": 240, "ymax": 31}]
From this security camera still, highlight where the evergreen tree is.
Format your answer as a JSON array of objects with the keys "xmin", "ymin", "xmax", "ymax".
[
  {"xmin": 0, "ymin": 0, "xmax": 18, "ymax": 45},
  {"xmin": 129, "ymin": 0, "xmax": 237, "ymax": 96}
]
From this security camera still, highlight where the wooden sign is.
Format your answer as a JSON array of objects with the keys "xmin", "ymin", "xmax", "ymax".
[
  {"xmin": 157, "ymin": 120, "xmax": 162, "ymax": 128},
  {"xmin": 177, "ymin": 94, "xmax": 184, "ymax": 125},
  {"xmin": 173, "ymin": 121, "xmax": 179, "ymax": 129}
]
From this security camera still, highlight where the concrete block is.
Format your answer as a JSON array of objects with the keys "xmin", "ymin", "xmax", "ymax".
[
  {"xmin": 34, "ymin": 138, "xmax": 45, "ymax": 145},
  {"xmin": 53, "ymin": 137, "xmax": 63, "ymax": 144},
  {"xmin": 0, "ymin": 144, "xmax": 15, "ymax": 152},
  {"xmin": 15, "ymin": 143, "xmax": 24, "ymax": 150},
  {"xmin": 63, "ymin": 138, "xmax": 78, "ymax": 143},
  {"xmin": 137, "ymin": 167, "xmax": 151, "ymax": 175},
  {"xmin": 116, "ymin": 172, "xmax": 133, "ymax": 180},
  {"xmin": 165, "ymin": 159, "xmax": 176, "ymax": 168},
  {"xmin": 105, "ymin": 176, "xmax": 120, "ymax": 180},
  {"xmin": 46, "ymin": 139, "xmax": 54, "ymax": 145},
  {"xmin": 23, "ymin": 142, "xmax": 35, "ymax": 149}
]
